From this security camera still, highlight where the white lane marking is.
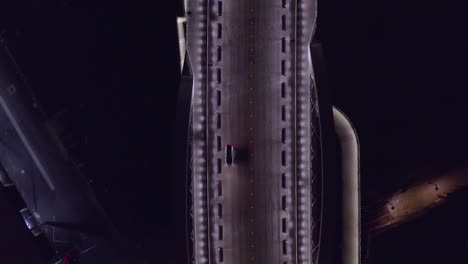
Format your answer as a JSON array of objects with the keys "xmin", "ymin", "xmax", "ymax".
[{"xmin": 0, "ymin": 91, "xmax": 56, "ymax": 191}]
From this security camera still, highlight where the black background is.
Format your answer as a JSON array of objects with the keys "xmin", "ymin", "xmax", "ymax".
[{"xmin": 0, "ymin": 0, "xmax": 467, "ymax": 263}]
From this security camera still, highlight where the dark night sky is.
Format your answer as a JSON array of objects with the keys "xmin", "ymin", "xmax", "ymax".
[{"xmin": 0, "ymin": 0, "xmax": 468, "ymax": 263}]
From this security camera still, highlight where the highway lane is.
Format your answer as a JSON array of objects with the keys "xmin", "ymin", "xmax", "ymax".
[
  {"xmin": 188, "ymin": 0, "xmax": 317, "ymax": 263},
  {"xmin": 213, "ymin": 1, "xmax": 252, "ymax": 263}
]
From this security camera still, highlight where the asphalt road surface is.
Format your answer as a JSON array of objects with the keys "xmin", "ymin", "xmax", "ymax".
[{"xmin": 187, "ymin": 0, "xmax": 318, "ymax": 263}]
